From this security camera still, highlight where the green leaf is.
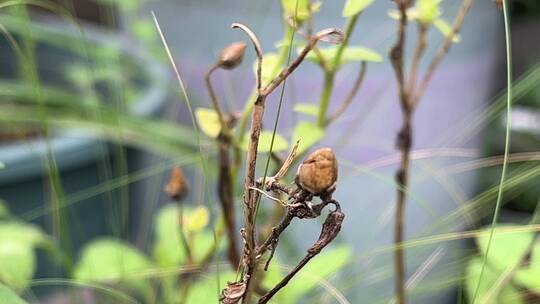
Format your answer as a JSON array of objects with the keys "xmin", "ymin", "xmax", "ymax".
[
  {"xmin": 184, "ymin": 206, "xmax": 210, "ymax": 233},
  {"xmin": 153, "ymin": 205, "xmax": 215, "ymax": 267},
  {"xmin": 433, "ymin": 18, "xmax": 461, "ymax": 43},
  {"xmin": 74, "ymin": 238, "xmax": 153, "ymax": 298},
  {"xmin": 465, "ymin": 257, "xmax": 525, "ymax": 304},
  {"xmin": 342, "ymin": 0, "xmax": 375, "ymax": 17},
  {"xmin": 186, "ymin": 271, "xmax": 236, "ymax": 303},
  {"xmin": 240, "ymin": 131, "xmax": 289, "ymax": 153},
  {"xmin": 475, "ymin": 225, "xmax": 540, "ymax": 294},
  {"xmin": 285, "ymin": 245, "xmax": 352, "ymax": 303},
  {"xmin": 0, "ymin": 162, "xmax": 4, "ymax": 170},
  {"xmin": 416, "ymin": 0, "xmax": 442, "ymax": 23},
  {"xmin": 195, "ymin": 107, "xmax": 221, "ymax": 138},
  {"xmin": 306, "ymin": 46, "xmax": 383, "ymax": 67},
  {"xmin": 132, "ymin": 19, "xmax": 156, "ymax": 43},
  {"xmin": 280, "ymin": 0, "xmax": 310, "ymax": 21},
  {"xmin": 0, "ymin": 242, "xmax": 34, "ymax": 292},
  {"xmin": 0, "ymin": 283, "xmax": 27, "ymax": 304},
  {"xmin": 293, "ymin": 103, "xmax": 319, "ymax": 116},
  {"xmin": 476, "ymin": 225, "xmax": 534, "ymax": 270},
  {"xmin": 256, "ymin": 53, "xmax": 281, "ymax": 87},
  {"xmin": 0, "ymin": 222, "xmax": 46, "ymax": 247},
  {"xmin": 292, "ymin": 121, "xmax": 325, "ymax": 155}
]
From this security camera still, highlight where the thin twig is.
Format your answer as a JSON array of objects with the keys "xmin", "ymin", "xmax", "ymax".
[
  {"xmin": 258, "ymin": 202, "xmax": 344, "ymax": 304},
  {"xmin": 205, "ymin": 64, "xmax": 227, "ymax": 127},
  {"xmin": 406, "ymin": 24, "xmax": 428, "ymax": 95},
  {"xmin": 410, "ymin": 0, "xmax": 475, "ymax": 107},
  {"xmin": 326, "ymin": 61, "xmax": 367, "ymax": 125}
]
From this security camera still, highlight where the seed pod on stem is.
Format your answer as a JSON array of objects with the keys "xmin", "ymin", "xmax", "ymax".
[
  {"xmin": 218, "ymin": 42, "xmax": 247, "ymax": 70},
  {"xmin": 164, "ymin": 166, "xmax": 189, "ymax": 201},
  {"xmin": 296, "ymin": 147, "xmax": 338, "ymax": 195}
]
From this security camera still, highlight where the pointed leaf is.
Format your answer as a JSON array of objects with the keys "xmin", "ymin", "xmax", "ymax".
[
  {"xmin": 240, "ymin": 131, "xmax": 289, "ymax": 153},
  {"xmin": 195, "ymin": 108, "xmax": 221, "ymax": 138},
  {"xmin": 292, "ymin": 121, "xmax": 325, "ymax": 155},
  {"xmin": 342, "ymin": 0, "xmax": 375, "ymax": 17},
  {"xmin": 293, "ymin": 103, "xmax": 319, "ymax": 116}
]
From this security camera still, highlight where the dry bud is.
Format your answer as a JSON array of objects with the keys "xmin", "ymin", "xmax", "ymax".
[
  {"xmin": 218, "ymin": 42, "xmax": 246, "ymax": 69},
  {"xmin": 164, "ymin": 166, "xmax": 189, "ymax": 200},
  {"xmin": 296, "ymin": 147, "xmax": 338, "ymax": 195},
  {"xmin": 219, "ymin": 281, "xmax": 246, "ymax": 304}
]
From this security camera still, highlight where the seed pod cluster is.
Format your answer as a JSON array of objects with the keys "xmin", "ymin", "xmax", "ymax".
[
  {"xmin": 218, "ymin": 42, "xmax": 246, "ymax": 69},
  {"xmin": 296, "ymin": 147, "xmax": 338, "ymax": 195}
]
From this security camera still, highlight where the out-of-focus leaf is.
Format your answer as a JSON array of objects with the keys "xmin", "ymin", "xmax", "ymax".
[
  {"xmin": 255, "ymin": 53, "xmax": 281, "ymax": 87},
  {"xmin": 153, "ymin": 205, "xmax": 216, "ymax": 267},
  {"xmin": 306, "ymin": 46, "xmax": 383, "ymax": 68},
  {"xmin": 433, "ymin": 18, "xmax": 461, "ymax": 43},
  {"xmin": 475, "ymin": 225, "xmax": 540, "ymax": 294},
  {"xmin": 465, "ymin": 257, "xmax": 525, "ymax": 304},
  {"xmin": 195, "ymin": 107, "xmax": 221, "ymax": 138},
  {"xmin": 342, "ymin": 0, "xmax": 375, "ymax": 17},
  {"xmin": 185, "ymin": 206, "xmax": 209, "ymax": 233},
  {"xmin": 132, "ymin": 19, "xmax": 156, "ymax": 43},
  {"xmin": 0, "ymin": 222, "xmax": 46, "ymax": 248},
  {"xmin": 0, "ymin": 242, "xmax": 34, "ymax": 292},
  {"xmin": 240, "ymin": 131, "xmax": 289, "ymax": 153},
  {"xmin": 292, "ymin": 121, "xmax": 325, "ymax": 155},
  {"xmin": 293, "ymin": 103, "xmax": 319, "ymax": 116},
  {"xmin": 185, "ymin": 271, "xmax": 236, "ymax": 303},
  {"xmin": 284, "ymin": 245, "xmax": 352, "ymax": 303},
  {"xmin": 476, "ymin": 225, "xmax": 534, "ymax": 270},
  {"xmin": 0, "ymin": 283, "xmax": 27, "ymax": 304},
  {"xmin": 0, "ymin": 162, "xmax": 4, "ymax": 170},
  {"xmin": 416, "ymin": 0, "xmax": 442, "ymax": 23},
  {"xmin": 280, "ymin": 0, "xmax": 310, "ymax": 21},
  {"xmin": 74, "ymin": 238, "xmax": 153, "ymax": 298}
]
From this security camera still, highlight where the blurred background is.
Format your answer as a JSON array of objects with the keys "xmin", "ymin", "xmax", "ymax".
[{"xmin": 0, "ymin": 0, "xmax": 538, "ymax": 303}]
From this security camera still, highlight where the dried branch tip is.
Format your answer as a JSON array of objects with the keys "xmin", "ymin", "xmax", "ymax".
[
  {"xmin": 164, "ymin": 166, "xmax": 189, "ymax": 200},
  {"xmin": 314, "ymin": 28, "xmax": 344, "ymax": 44},
  {"xmin": 296, "ymin": 147, "xmax": 338, "ymax": 195},
  {"xmin": 220, "ymin": 281, "xmax": 246, "ymax": 304},
  {"xmin": 219, "ymin": 42, "xmax": 247, "ymax": 69}
]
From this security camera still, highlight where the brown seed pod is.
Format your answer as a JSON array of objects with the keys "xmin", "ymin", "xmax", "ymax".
[
  {"xmin": 218, "ymin": 42, "xmax": 246, "ymax": 69},
  {"xmin": 296, "ymin": 147, "xmax": 338, "ymax": 195},
  {"xmin": 164, "ymin": 166, "xmax": 189, "ymax": 200}
]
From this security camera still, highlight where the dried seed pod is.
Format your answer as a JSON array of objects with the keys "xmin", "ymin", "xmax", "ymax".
[
  {"xmin": 219, "ymin": 281, "xmax": 246, "ymax": 304},
  {"xmin": 218, "ymin": 42, "xmax": 246, "ymax": 69},
  {"xmin": 296, "ymin": 147, "xmax": 338, "ymax": 195},
  {"xmin": 164, "ymin": 166, "xmax": 189, "ymax": 200}
]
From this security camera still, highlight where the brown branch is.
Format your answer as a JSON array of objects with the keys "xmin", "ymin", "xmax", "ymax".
[
  {"xmin": 258, "ymin": 203, "xmax": 344, "ymax": 304},
  {"xmin": 205, "ymin": 64, "xmax": 227, "ymax": 127},
  {"xmin": 406, "ymin": 24, "xmax": 428, "ymax": 96},
  {"xmin": 389, "ymin": 2, "xmax": 412, "ymax": 304},
  {"xmin": 410, "ymin": 0, "xmax": 475, "ymax": 108},
  {"xmin": 325, "ymin": 61, "xmax": 367, "ymax": 125}
]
